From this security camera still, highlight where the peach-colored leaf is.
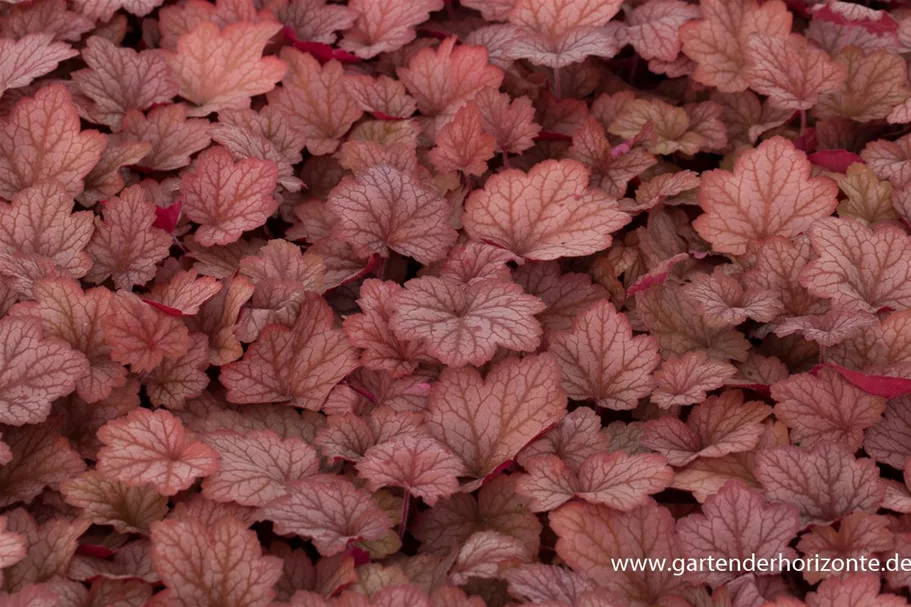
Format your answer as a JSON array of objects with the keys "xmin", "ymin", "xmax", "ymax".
[
  {"xmin": 801, "ymin": 217, "xmax": 911, "ymax": 313},
  {"xmin": 429, "ymin": 103, "xmax": 496, "ymax": 177},
  {"xmin": 388, "ymin": 276, "xmax": 546, "ymax": 368},
  {"xmin": 865, "ymin": 396, "xmax": 911, "ymax": 469},
  {"xmin": 568, "ymin": 117, "xmax": 657, "ymax": 197},
  {"xmin": 2, "ymin": 508, "xmax": 90, "ymax": 593},
  {"xmin": 0, "ymin": 421, "xmax": 86, "ymax": 507},
  {"xmin": 464, "ymin": 159, "xmax": 630, "ymax": 260},
  {"xmin": 340, "ymin": 0, "xmax": 443, "ymax": 59},
  {"xmin": 344, "ymin": 74, "xmax": 417, "ymax": 120},
  {"xmin": 60, "ymin": 471, "xmax": 167, "ymax": 535},
  {"xmin": 550, "ymin": 501, "xmax": 683, "ymax": 607},
  {"xmin": 201, "ymin": 429, "xmax": 318, "ymax": 507},
  {"xmin": 180, "ymin": 146, "xmax": 279, "ymax": 246},
  {"xmin": 517, "ymin": 451, "xmax": 673, "ymax": 512},
  {"xmin": 11, "ymin": 277, "xmax": 124, "ymax": 404},
  {"xmin": 817, "ymin": 47, "xmax": 910, "ymax": 123},
  {"xmin": 85, "ymin": 185, "xmax": 172, "ymax": 291},
  {"xmin": 626, "ymin": 0, "xmax": 701, "ymax": 62},
  {"xmin": 0, "ymin": 181, "xmax": 93, "ymax": 280},
  {"xmin": 518, "ymin": 407, "xmax": 610, "ymax": 471},
  {"xmin": 797, "ymin": 512, "xmax": 894, "ymax": 584},
  {"xmin": 0, "ymin": 516, "xmax": 26, "ymax": 588},
  {"xmin": 755, "ymin": 441, "xmax": 885, "ymax": 524},
  {"xmin": 0, "ymin": 84, "xmax": 106, "ymax": 200},
  {"xmin": 268, "ymin": 50, "xmax": 363, "ymax": 156},
  {"xmin": 78, "ymin": 136, "xmax": 153, "ymax": 207},
  {"xmin": 397, "ymin": 37, "xmax": 503, "ymax": 124},
  {"xmin": 832, "ymin": 162, "xmax": 897, "ymax": 225},
  {"xmin": 357, "ymin": 436, "xmax": 466, "ymax": 506},
  {"xmin": 609, "ymin": 99, "xmax": 726, "ymax": 156},
  {"xmin": 425, "ymin": 354, "xmax": 566, "ymax": 484},
  {"xmin": 681, "ymin": 269, "xmax": 783, "ymax": 327},
  {"xmin": 147, "ymin": 269, "xmax": 222, "ymax": 317},
  {"xmin": 513, "ymin": 261, "xmax": 607, "ymax": 333},
  {"xmin": 220, "ymin": 293, "xmax": 359, "ymax": 409},
  {"xmin": 269, "ymin": 0, "xmax": 357, "ymax": 45},
  {"xmin": 549, "ymin": 300, "xmax": 660, "ymax": 410},
  {"xmin": 745, "ymin": 34, "xmax": 846, "ymax": 111},
  {"xmin": 475, "ymin": 87, "xmax": 540, "ymax": 156},
  {"xmin": 150, "ymin": 516, "xmax": 283, "ymax": 607},
  {"xmin": 449, "ymin": 530, "xmax": 526, "ymax": 584},
  {"xmin": 97, "ymin": 408, "xmax": 218, "ymax": 496},
  {"xmin": 71, "ymin": 36, "xmax": 178, "ymax": 129},
  {"xmin": 771, "ymin": 369, "xmax": 885, "ymax": 451},
  {"xmin": 676, "ymin": 480, "xmax": 799, "ymax": 587},
  {"xmin": 0, "ymin": 316, "xmax": 87, "ymax": 427},
  {"xmin": 143, "ymin": 332, "xmax": 210, "ymax": 408},
  {"xmin": 506, "ymin": 0, "xmax": 625, "ymax": 68},
  {"xmin": 185, "ymin": 275, "xmax": 255, "ymax": 366},
  {"xmin": 680, "ymin": 0, "xmax": 792, "ymax": 93},
  {"xmin": 120, "ymin": 104, "xmax": 212, "ymax": 171},
  {"xmin": 102, "ymin": 290, "xmax": 190, "ymax": 373},
  {"xmin": 694, "ymin": 136, "xmax": 838, "ymax": 255},
  {"xmin": 165, "ymin": 21, "xmax": 286, "ymax": 116},
  {"xmin": 642, "ymin": 390, "xmax": 772, "ymax": 466},
  {"xmin": 0, "ymin": 33, "xmax": 77, "ymax": 98},
  {"xmin": 774, "ymin": 309, "xmax": 878, "ymax": 348},
  {"xmin": 651, "ymin": 351, "xmax": 738, "ymax": 409},
  {"xmin": 257, "ymin": 475, "xmax": 393, "ymax": 556},
  {"xmin": 327, "ymin": 165, "xmax": 458, "ymax": 265},
  {"xmin": 807, "ymin": 574, "xmax": 908, "ymax": 607}
]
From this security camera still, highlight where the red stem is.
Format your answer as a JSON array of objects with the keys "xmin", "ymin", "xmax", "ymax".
[
  {"xmin": 800, "ymin": 109, "xmax": 807, "ymax": 136},
  {"xmin": 399, "ymin": 490, "xmax": 411, "ymax": 540},
  {"xmin": 553, "ymin": 67, "xmax": 561, "ymax": 100}
]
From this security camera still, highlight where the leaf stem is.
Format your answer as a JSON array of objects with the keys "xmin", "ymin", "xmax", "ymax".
[
  {"xmin": 399, "ymin": 490, "xmax": 411, "ymax": 540},
  {"xmin": 553, "ymin": 67, "xmax": 561, "ymax": 100},
  {"xmin": 799, "ymin": 109, "xmax": 807, "ymax": 137}
]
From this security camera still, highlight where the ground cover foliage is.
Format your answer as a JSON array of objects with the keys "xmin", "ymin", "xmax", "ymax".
[{"xmin": 4, "ymin": 0, "xmax": 911, "ymax": 605}]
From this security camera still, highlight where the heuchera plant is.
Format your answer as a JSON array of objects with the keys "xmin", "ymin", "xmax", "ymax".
[{"xmin": 5, "ymin": 0, "xmax": 911, "ymax": 605}]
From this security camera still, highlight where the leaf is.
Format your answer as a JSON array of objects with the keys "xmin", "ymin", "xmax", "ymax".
[
  {"xmin": 344, "ymin": 74, "xmax": 417, "ymax": 120},
  {"xmin": 79, "ymin": 136, "xmax": 153, "ymax": 207},
  {"xmin": 550, "ymin": 500, "xmax": 684, "ymax": 607},
  {"xmin": 771, "ymin": 369, "xmax": 885, "ymax": 451},
  {"xmin": 425, "ymin": 354, "xmax": 566, "ymax": 486},
  {"xmin": 681, "ymin": 269, "xmax": 784, "ymax": 327},
  {"xmin": 11, "ymin": 277, "xmax": 124, "ymax": 404},
  {"xmin": 180, "ymin": 146, "xmax": 279, "ymax": 246},
  {"xmin": 743, "ymin": 235, "xmax": 825, "ymax": 317},
  {"xmin": 102, "ymin": 291, "xmax": 190, "ymax": 373},
  {"xmin": 676, "ymin": 480, "xmax": 800, "ymax": 587},
  {"xmin": 755, "ymin": 441, "xmax": 885, "ymax": 524},
  {"xmin": 0, "ymin": 516, "xmax": 26, "ymax": 589},
  {"xmin": 626, "ymin": 0, "xmax": 700, "ymax": 62},
  {"xmin": 513, "ymin": 261, "xmax": 607, "ymax": 333},
  {"xmin": 97, "ymin": 408, "xmax": 218, "ymax": 496},
  {"xmin": 568, "ymin": 117, "xmax": 657, "ymax": 198},
  {"xmin": 449, "ymin": 530, "xmax": 526, "ymax": 584},
  {"xmin": 60, "ymin": 471, "xmax": 167, "ymax": 535},
  {"xmin": 326, "ymin": 164, "xmax": 458, "ymax": 264},
  {"xmin": 85, "ymin": 185, "xmax": 173, "ymax": 291},
  {"xmin": 516, "ymin": 451, "xmax": 673, "ymax": 512},
  {"xmin": 146, "ymin": 269, "xmax": 222, "ymax": 317},
  {"xmin": 315, "ymin": 408, "xmax": 423, "ymax": 462},
  {"xmin": 680, "ymin": 0, "xmax": 792, "ymax": 93},
  {"xmin": 694, "ymin": 136, "xmax": 839, "ymax": 256},
  {"xmin": 2, "ymin": 509, "xmax": 90, "ymax": 593},
  {"xmin": 388, "ymin": 276, "xmax": 546, "ymax": 368},
  {"xmin": 201, "ymin": 429, "xmax": 319, "ymax": 507},
  {"xmin": 0, "ymin": 33, "xmax": 77, "ymax": 99},
  {"xmin": 745, "ymin": 33, "xmax": 846, "ymax": 111},
  {"xmin": 143, "ymin": 332, "xmax": 210, "ymax": 408},
  {"xmin": 71, "ymin": 36, "xmax": 178, "ymax": 129},
  {"xmin": 797, "ymin": 512, "xmax": 894, "ymax": 584},
  {"xmin": 506, "ymin": 0, "xmax": 625, "ymax": 69},
  {"xmin": 257, "ymin": 475, "xmax": 394, "ymax": 556},
  {"xmin": 220, "ymin": 293, "xmax": 359, "ymax": 410},
  {"xmin": 807, "ymin": 574, "xmax": 908, "ymax": 607},
  {"xmin": 775, "ymin": 309, "xmax": 878, "ymax": 348},
  {"xmin": 185, "ymin": 275, "xmax": 255, "ymax": 366},
  {"xmin": 832, "ymin": 162, "xmax": 897, "ymax": 224},
  {"xmin": 608, "ymin": 99, "xmax": 726, "ymax": 156},
  {"xmin": 0, "ymin": 316, "xmax": 87, "ymax": 427},
  {"xmin": 504, "ymin": 564, "xmax": 598, "ymax": 605},
  {"xmin": 651, "ymin": 351, "xmax": 738, "ymax": 409},
  {"xmin": 475, "ymin": 87, "xmax": 540, "ymax": 155},
  {"xmin": 271, "ymin": 0, "xmax": 358, "ymax": 45},
  {"xmin": 150, "ymin": 516, "xmax": 283, "ymax": 607},
  {"xmin": 268, "ymin": 50, "xmax": 363, "ymax": 156},
  {"xmin": 817, "ymin": 47, "xmax": 910, "ymax": 123},
  {"xmin": 642, "ymin": 390, "xmax": 772, "ymax": 466},
  {"xmin": 356, "ymin": 436, "xmax": 466, "ymax": 506},
  {"xmin": 340, "ymin": 0, "xmax": 443, "ymax": 59},
  {"xmin": 397, "ymin": 37, "xmax": 503, "ymax": 124},
  {"xmin": 120, "ymin": 104, "xmax": 212, "ymax": 171},
  {"xmin": 865, "ymin": 396, "xmax": 911, "ymax": 469},
  {"xmin": 429, "ymin": 102, "xmax": 496, "ymax": 177},
  {"xmin": 0, "ymin": 421, "xmax": 86, "ymax": 507},
  {"xmin": 0, "ymin": 84, "xmax": 106, "ymax": 200},
  {"xmin": 636, "ymin": 282, "xmax": 752, "ymax": 361},
  {"xmin": 463, "ymin": 159, "xmax": 630, "ymax": 260},
  {"xmin": 801, "ymin": 217, "xmax": 911, "ymax": 313},
  {"xmin": 165, "ymin": 21, "xmax": 286, "ymax": 116},
  {"xmin": 518, "ymin": 407, "xmax": 610, "ymax": 471},
  {"xmin": 548, "ymin": 300, "xmax": 660, "ymax": 411},
  {"xmin": 0, "ymin": 181, "xmax": 93, "ymax": 282}
]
